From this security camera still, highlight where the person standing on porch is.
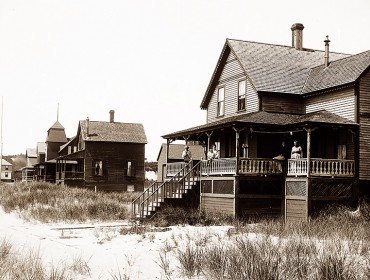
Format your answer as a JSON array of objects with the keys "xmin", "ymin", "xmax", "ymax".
[
  {"xmin": 182, "ymin": 145, "xmax": 192, "ymax": 163},
  {"xmin": 291, "ymin": 140, "xmax": 303, "ymax": 159}
]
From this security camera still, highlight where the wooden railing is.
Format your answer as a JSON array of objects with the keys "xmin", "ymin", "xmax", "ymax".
[
  {"xmin": 201, "ymin": 158, "xmax": 236, "ymax": 175},
  {"xmin": 288, "ymin": 158, "xmax": 355, "ymax": 177},
  {"xmin": 310, "ymin": 159, "xmax": 355, "ymax": 177},
  {"xmin": 239, "ymin": 158, "xmax": 284, "ymax": 175},
  {"xmin": 132, "ymin": 161, "xmax": 201, "ymax": 218}
]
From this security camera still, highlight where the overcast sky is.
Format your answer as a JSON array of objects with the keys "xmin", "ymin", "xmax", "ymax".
[{"xmin": 0, "ymin": 0, "xmax": 369, "ymax": 161}]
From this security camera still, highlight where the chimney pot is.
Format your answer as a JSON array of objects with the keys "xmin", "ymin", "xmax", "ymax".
[
  {"xmin": 291, "ymin": 23, "xmax": 304, "ymax": 50},
  {"xmin": 324, "ymin": 35, "xmax": 330, "ymax": 67},
  {"xmin": 109, "ymin": 110, "xmax": 115, "ymax": 123}
]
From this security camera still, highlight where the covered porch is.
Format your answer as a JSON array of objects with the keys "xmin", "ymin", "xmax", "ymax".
[
  {"xmin": 162, "ymin": 110, "xmax": 358, "ymax": 219},
  {"xmin": 56, "ymin": 150, "xmax": 85, "ymax": 186}
]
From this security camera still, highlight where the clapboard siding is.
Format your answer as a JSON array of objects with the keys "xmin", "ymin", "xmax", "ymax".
[
  {"xmin": 305, "ymin": 87, "xmax": 356, "ymax": 121},
  {"xmin": 201, "ymin": 196, "xmax": 234, "ymax": 215},
  {"xmin": 84, "ymin": 142, "xmax": 145, "ymax": 191},
  {"xmin": 359, "ymin": 70, "xmax": 370, "ymax": 180},
  {"xmin": 207, "ymin": 52, "xmax": 258, "ymax": 123},
  {"xmin": 286, "ymin": 199, "xmax": 307, "ymax": 221},
  {"xmin": 262, "ymin": 94, "xmax": 304, "ymax": 114}
]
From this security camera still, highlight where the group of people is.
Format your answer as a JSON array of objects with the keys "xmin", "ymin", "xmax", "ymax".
[
  {"xmin": 182, "ymin": 144, "xmax": 219, "ymax": 163},
  {"xmin": 274, "ymin": 140, "xmax": 303, "ymax": 160},
  {"xmin": 182, "ymin": 140, "xmax": 302, "ymax": 163}
]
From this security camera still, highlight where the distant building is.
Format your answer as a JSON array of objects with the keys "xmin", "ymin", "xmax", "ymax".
[
  {"xmin": 56, "ymin": 110, "xmax": 147, "ymax": 192},
  {"xmin": 1, "ymin": 159, "xmax": 12, "ymax": 181}
]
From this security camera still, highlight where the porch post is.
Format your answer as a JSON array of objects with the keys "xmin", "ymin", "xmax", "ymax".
[
  {"xmin": 306, "ymin": 128, "xmax": 311, "ymax": 177},
  {"xmin": 206, "ymin": 131, "xmax": 213, "ymax": 156},
  {"xmin": 233, "ymin": 127, "xmax": 240, "ymax": 175}
]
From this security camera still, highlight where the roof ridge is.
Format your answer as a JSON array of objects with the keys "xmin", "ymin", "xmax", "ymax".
[
  {"xmin": 227, "ymin": 38, "xmax": 351, "ymax": 56},
  {"xmin": 310, "ymin": 48, "xmax": 370, "ymax": 70}
]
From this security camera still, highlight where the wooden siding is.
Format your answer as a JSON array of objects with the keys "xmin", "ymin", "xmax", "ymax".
[
  {"xmin": 286, "ymin": 199, "xmax": 307, "ymax": 221},
  {"xmin": 262, "ymin": 94, "xmax": 304, "ymax": 114},
  {"xmin": 305, "ymin": 87, "xmax": 356, "ymax": 121},
  {"xmin": 359, "ymin": 70, "xmax": 370, "ymax": 180},
  {"xmin": 201, "ymin": 195, "xmax": 234, "ymax": 215},
  {"xmin": 207, "ymin": 53, "xmax": 258, "ymax": 123},
  {"xmin": 238, "ymin": 197, "xmax": 282, "ymax": 217},
  {"xmin": 84, "ymin": 142, "xmax": 145, "ymax": 191}
]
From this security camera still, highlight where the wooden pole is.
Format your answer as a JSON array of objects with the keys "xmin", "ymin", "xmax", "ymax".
[{"xmin": 306, "ymin": 128, "xmax": 311, "ymax": 177}]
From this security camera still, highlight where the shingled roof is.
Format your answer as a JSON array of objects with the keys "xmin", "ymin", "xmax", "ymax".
[
  {"xmin": 303, "ymin": 49, "xmax": 370, "ymax": 93},
  {"xmin": 163, "ymin": 110, "xmax": 356, "ymax": 139},
  {"xmin": 200, "ymin": 38, "xmax": 370, "ymax": 109},
  {"xmin": 79, "ymin": 120, "xmax": 147, "ymax": 144}
]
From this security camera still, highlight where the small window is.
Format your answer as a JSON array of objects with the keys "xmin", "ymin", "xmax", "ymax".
[
  {"xmin": 217, "ymin": 87, "xmax": 225, "ymax": 116},
  {"xmin": 125, "ymin": 160, "xmax": 136, "ymax": 177},
  {"xmin": 93, "ymin": 160, "xmax": 103, "ymax": 176},
  {"xmin": 238, "ymin": 80, "xmax": 246, "ymax": 111},
  {"xmin": 5, "ymin": 172, "xmax": 8, "ymax": 178},
  {"xmin": 5, "ymin": 166, "xmax": 8, "ymax": 170}
]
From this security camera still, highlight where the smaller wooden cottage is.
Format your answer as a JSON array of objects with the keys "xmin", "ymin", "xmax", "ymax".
[
  {"xmin": 56, "ymin": 110, "xmax": 147, "ymax": 192},
  {"xmin": 157, "ymin": 143, "xmax": 204, "ymax": 182},
  {"xmin": 0, "ymin": 159, "xmax": 12, "ymax": 182}
]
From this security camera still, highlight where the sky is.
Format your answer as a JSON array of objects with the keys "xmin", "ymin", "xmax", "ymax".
[{"xmin": 0, "ymin": 0, "xmax": 370, "ymax": 161}]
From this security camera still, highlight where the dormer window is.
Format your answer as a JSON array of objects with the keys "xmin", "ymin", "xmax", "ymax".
[
  {"xmin": 238, "ymin": 80, "xmax": 246, "ymax": 111},
  {"xmin": 217, "ymin": 87, "xmax": 225, "ymax": 116}
]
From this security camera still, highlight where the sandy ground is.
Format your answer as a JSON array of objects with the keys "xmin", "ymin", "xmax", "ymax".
[{"xmin": 0, "ymin": 208, "xmax": 231, "ymax": 279}]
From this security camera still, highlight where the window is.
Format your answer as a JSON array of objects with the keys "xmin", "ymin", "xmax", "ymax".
[
  {"xmin": 238, "ymin": 80, "xmax": 246, "ymax": 111},
  {"xmin": 93, "ymin": 160, "xmax": 103, "ymax": 176},
  {"xmin": 217, "ymin": 87, "xmax": 225, "ymax": 116},
  {"xmin": 5, "ymin": 172, "xmax": 8, "ymax": 178},
  {"xmin": 125, "ymin": 160, "xmax": 136, "ymax": 177}
]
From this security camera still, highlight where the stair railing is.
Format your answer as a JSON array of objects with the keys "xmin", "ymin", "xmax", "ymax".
[{"xmin": 131, "ymin": 160, "xmax": 201, "ymax": 218}]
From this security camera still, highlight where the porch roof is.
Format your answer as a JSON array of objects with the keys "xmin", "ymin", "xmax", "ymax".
[{"xmin": 162, "ymin": 110, "xmax": 357, "ymax": 139}]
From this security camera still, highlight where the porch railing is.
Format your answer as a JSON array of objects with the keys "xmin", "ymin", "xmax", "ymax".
[
  {"xmin": 288, "ymin": 158, "xmax": 355, "ymax": 177},
  {"xmin": 239, "ymin": 158, "xmax": 284, "ymax": 175},
  {"xmin": 132, "ymin": 160, "xmax": 201, "ymax": 218},
  {"xmin": 201, "ymin": 158, "xmax": 236, "ymax": 176}
]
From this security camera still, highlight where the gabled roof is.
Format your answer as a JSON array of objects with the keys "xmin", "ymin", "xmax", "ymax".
[
  {"xmin": 36, "ymin": 142, "xmax": 46, "ymax": 154},
  {"xmin": 79, "ymin": 120, "xmax": 147, "ymax": 144},
  {"xmin": 201, "ymin": 39, "xmax": 356, "ymax": 109},
  {"xmin": 46, "ymin": 120, "xmax": 68, "ymax": 143},
  {"xmin": 303, "ymin": 49, "xmax": 370, "ymax": 93},
  {"xmin": 163, "ymin": 110, "xmax": 357, "ymax": 139},
  {"xmin": 1, "ymin": 159, "xmax": 12, "ymax": 166},
  {"xmin": 157, "ymin": 143, "xmax": 204, "ymax": 161},
  {"xmin": 26, "ymin": 148, "xmax": 37, "ymax": 158}
]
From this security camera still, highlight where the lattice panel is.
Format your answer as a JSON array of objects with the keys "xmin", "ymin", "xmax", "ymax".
[{"xmin": 286, "ymin": 181, "xmax": 307, "ymax": 196}]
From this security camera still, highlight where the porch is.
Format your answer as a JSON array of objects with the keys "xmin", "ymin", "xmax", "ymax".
[{"xmin": 166, "ymin": 158, "xmax": 355, "ymax": 178}]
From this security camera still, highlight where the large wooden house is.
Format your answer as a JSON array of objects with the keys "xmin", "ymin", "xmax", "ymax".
[
  {"xmin": 56, "ymin": 110, "xmax": 147, "ymax": 192},
  {"xmin": 133, "ymin": 23, "xmax": 370, "ymax": 221}
]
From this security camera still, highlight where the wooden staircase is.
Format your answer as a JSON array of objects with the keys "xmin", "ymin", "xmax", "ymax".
[{"xmin": 131, "ymin": 161, "xmax": 201, "ymax": 218}]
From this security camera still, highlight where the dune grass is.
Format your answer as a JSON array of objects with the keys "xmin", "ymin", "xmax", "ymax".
[{"xmin": 0, "ymin": 181, "xmax": 139, "ymax": 222}]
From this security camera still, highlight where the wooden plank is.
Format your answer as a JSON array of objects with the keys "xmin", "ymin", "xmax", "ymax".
[{"xmin": 306, "ymin": 87, "xmax": 355, "ymax": 121}]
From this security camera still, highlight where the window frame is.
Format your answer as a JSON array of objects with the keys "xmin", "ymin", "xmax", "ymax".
[
  {"xmin": 125, "ymin": 160, "xmax": 136, "ymax": 177},
  {"xmin": 217, "ymin": 86, "xmax": 225, "ymax": 117},
  {"xmin": 93, "ymin": 160, "xmax": 103, "ymax": 176},
  {"xmin": 237, "ymin": 79, "xmax": 246, "ymax": 111}
]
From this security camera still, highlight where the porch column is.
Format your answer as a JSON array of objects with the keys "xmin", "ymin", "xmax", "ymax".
[
  {"xmin": 206, "ymin": 131, "xmax": 213, "ymax": 156},
  {"xmin": 233, "ymin": 127, "xmax": 241, "ymax": 175},
  {"xmin": 306, "ymin": 128, "xmax": 311, "ymax": 177}
]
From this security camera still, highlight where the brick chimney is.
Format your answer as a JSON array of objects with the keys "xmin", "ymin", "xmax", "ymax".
[
  {"xmin": 291, "ymin": 23, "xmax": 304, "ymax": 50},
  {"xmin": 324, "ymin": 35, "xmax": 330, "ymax": 67},
  {"xmin": 109, "ymin": 110, "xmax": 115, "ymax": 123}
]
